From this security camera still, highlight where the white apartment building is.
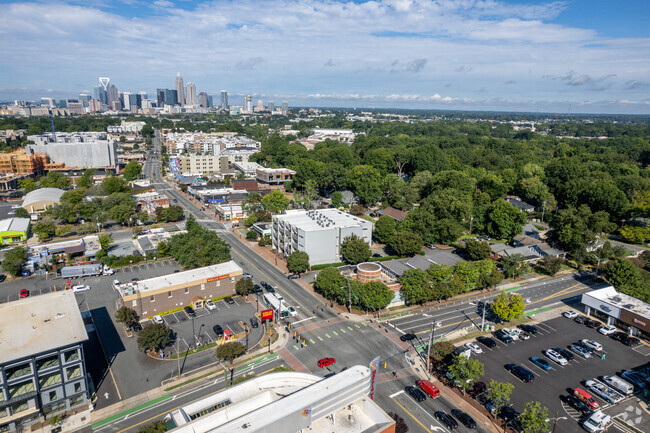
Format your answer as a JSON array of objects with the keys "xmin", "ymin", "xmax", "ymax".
[{"xmin": 272, "ymin": 209, "xmax": 373, "ymax": 265}]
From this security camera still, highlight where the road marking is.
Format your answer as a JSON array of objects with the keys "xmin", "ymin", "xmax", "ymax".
[
  {"xmin": 389, "ymin": 390, "xmax": 404, "ymax": 398},
  {"xmin": 325, "ymin": 334, "xmax": 331, "ymax": 338},
  {"xmin": 293, "ymin": 345, "xmax": 299, "ymax": 350},
  {"xmin": 361, "ymin": 322, "xmax": 367, "ymax": 326},
  {"xmin": 333, "ymin": 331, "xmax": 338, "ymax": 336},
  {"xmin": 348, "ymin": 326, "xmax": 353, "ymax": 330},
  {"xmin": 317, "ymin": 336, "xmax": 323, "ymax": 341},
  {"xmin": 309, "ymin": 339, "xmax": 315, "ymax": 344},
  {"xmin": 391, "ymin": 398, "xmax": 433, "ymax": 433},
  {"xmin": 355, "ymin": 324, "xmax": 360, "ymax": 328},
  {"xmin": 340, "ymin": 329, "xmax": 346, "ymax": 333}
]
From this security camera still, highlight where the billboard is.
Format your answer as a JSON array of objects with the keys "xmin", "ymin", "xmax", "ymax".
[
  {"xmin": 261, "ymin": 309, "xmax": 274, "ymax": 321},
  {"xmin": 369, "ymin": 356, "xmax": 380, "ymax": 400},
  {"xmin": 206, "ymin": 274, "xmax": 230, "ymax": 283}
]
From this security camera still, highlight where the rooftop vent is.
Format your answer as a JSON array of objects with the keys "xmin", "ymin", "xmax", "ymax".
[{"xmin": 55, "ymin": 313, "xmax": 65, "ymax": 319}]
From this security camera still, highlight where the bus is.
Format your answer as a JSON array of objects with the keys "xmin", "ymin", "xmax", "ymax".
[{"xmin": 263, "ymin": 293, "xmax": 289, "ymax": 319}]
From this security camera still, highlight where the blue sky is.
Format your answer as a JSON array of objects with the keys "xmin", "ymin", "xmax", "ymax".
[{"xmin": 0, "ymin": 0, "xmax": 649, "ymax": 113}]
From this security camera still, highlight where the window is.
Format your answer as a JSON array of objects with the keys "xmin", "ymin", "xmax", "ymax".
[
  {"xmin": 0, "ymin": 407, "xmax": 8, "ymax": 419},
  {"xmin": 42, "ymin": 401, "xmax": 66, "ymax": 415},
  {"xmin": 168, "ymin": 291, "xmax": 172, "ymax": 298},
  {"xmin": 216, "ymin": 280, "xmax": 220, "ymax": 287},
  {"xmin": 0, "ymin": 390, "xmax": 3, "ymax": 402},
  {"xmin": 201, "ymin": 284, "xmax": 205, "ymax": 291},
  {"xmin": 36, "ymin": 355, "xmax": 59, "ymax": 371},
  {"xmin": 230, "ymin": 277, "xmax": 235, "ymax": 282},
  {"xmin": 132, "ymin": 300, "xmax": 137, "ymax": 307},
  {"xmin": 74, "ymin": 382, "xmax": 82, "ymax": 393},
  {"xmin": 49, "ymin": 391, "xmax": 57, "ymax": 401},
  {"xmin": 150, "ymin": 295, "xmax": 155, "ymax": 302},
  {"xmin": 8, "ymin": 380, "xmax": 34, "ymax": 398},
  {"xmin": 66, "ymin": 366, "xmax": 81, "ymax": 380},
  {"xmin": 64, "ymin": 349, "xmax": 79, "ymax": 363},
  {"xmin": 38, "ymin": 372, "xmax": 62, "ymax": 389},
  {"xmin": 11, "ymin": 402, "xmax": 29, "ymax": 415},
  {"xmin": 6, "ymin": 363, "xmax": 31, "ymax": 380},
  {"xmin": 184, "ymin": 287, "xmax": 189, "ymax": 294},
  {"xmin": 69, "ymin": 395, "xmax": 84, "ymax": 407}
]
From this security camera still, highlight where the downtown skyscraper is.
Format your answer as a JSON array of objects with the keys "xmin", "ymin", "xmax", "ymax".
[
  {"xmin": 220, "ymin": 90, "xmax": 228, "ymax": 109},
  {"xmin": 185, "ymin": 82, "xmax": 196, "ymax": 106},
  {"xmin": 175, "ymin": 72, "xmax": 185, "ymax": 106}
]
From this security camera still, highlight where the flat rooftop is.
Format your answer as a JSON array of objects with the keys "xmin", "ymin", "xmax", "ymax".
[
  {"xmin": 117, "ymin": 260, "xmax": 242, "ymax": 297},
  {"xmin": 585, "ymin": 286, "xmax": 650, "ymax": 320},
  {"xmin": 0, "ymin": 291, "xmax": 88, "ymax": 364},
  {"xmin": 275, "ymin": 209, "xmax": 370, "ymax": 231}
]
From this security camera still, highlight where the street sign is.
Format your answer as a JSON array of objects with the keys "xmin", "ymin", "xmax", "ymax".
[{"xmin": 261, "ymin": 309, "xmax": 273, "ymax": 321}]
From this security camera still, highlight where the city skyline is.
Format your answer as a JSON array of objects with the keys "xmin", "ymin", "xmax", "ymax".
[{"xmin": 0, "ymin": 0, "xmax": 649, "ymax": 113}]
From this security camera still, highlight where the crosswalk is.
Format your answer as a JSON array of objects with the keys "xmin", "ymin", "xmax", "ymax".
[{"xmin": 291, "ymin": 322, "xmax": 369, "ymax": 350}]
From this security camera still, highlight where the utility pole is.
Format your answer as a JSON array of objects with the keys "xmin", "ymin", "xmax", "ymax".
[
  {"xmin": 425, "ymin": 322, "xmax": 436, "ymax": 377},
  {"xmin": 481, "ymin": 301, "xmax": 487, "ymax": 332},
  {"xmin": 347, "ymin": 278, "xmax": 352, "ymax": 313}
]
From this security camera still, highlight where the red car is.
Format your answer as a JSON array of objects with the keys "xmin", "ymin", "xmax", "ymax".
[
  {"xmin": 19, "ymin": 289, "xmax": 29, "ymax": 298},
  {"xmin": 317, "ymin": 357, "xmax": 336, "ymax": 368}
]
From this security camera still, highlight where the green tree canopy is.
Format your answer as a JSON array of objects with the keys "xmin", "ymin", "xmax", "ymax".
[
  {"xmin": 137, "ymin": 420, "xmax": 168, "ymax": 433},
  {"xmin": 330, "ymin": 191, "xmax": 343, "ymax": 208},
  {"xmin": 215, "ymin": 342, "xmax": 246, "ymax": 365},
  {"xmin": 374, "ymin": 215, "xmax": 396, "ymax": 244},
  {"xmin": 137, "ymin": 323, "xmax": 171, "ymax": 352},
  {"xmin": 388, "ymin": 231, "xmax": 423, "ymax": 257},
  {"xmin": 518, "ymin": 401, "xmax": 549, "ymax": 433},
  {"xmin": 262, "ymin": 190, "xmax": 290, "ymax": 214},
  {"xmin": 115, "ymin": 306, "xmax": 138, "ymax": 324},
  {"xmin": 340, "ymin": 234, "xmax": 371, "ymax": 264},
  {"xmin": 400, "ymin": 268, "xmax": 432, "ymax": 305},
  {"xmin": 123, "ymin": 161, "xmax": 143, "ymax": 181},
  {"xmin": 235, "ymin": 278, "xmax": 254, "ymax": 296},
  {"xmin": 101, "ymin": 175, "xmax": 130, "ymax": 195},
  {"xmin": 490, "ymin": 290, "xmax": 525, "ymax": 321},
  {"xmin": 287, "ymin": 251, "xmax": 310, "ymax": 274},
  {"xmin": 1, "ymin": 247, "xmax": 27, "ymax": 276},
  {"xmin": 447, "ymin": 356, "xmax": 484, "ymax": 392},
  {"xmin": 315, "ymin": 267, "xmax": 347, "ymax": 303},
  {"xmin": 484, "ymin": 199, "xmax": 527, "ymax": 241},
  {"xmin": 167, "ymin": 226, "xmax": 231, "ymax": 269},
  {"xmin": 488, "ymin": 379, "xmax": 514, "ymax": 408},
  {"xmin": 465, "ymin": 239, "xmax": 492, "ymax": 261}
]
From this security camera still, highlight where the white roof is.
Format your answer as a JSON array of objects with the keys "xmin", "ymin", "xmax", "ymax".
[
  {"xmin": 0, "ymin": 291, "xmax": 88, "ymax": 364},
  {"xmin": 0, "ymin": 217, "xmax": 29, "ymax": 233},
  {"xmin": 583, "ymin": 286, "xmax": 650, "ymax": 320},
  {"xmin": 22, "ymin": 187, "xmax": 64, "ymax": 207},
  {"xmin": 274, "ymin": 209, "xmax": 371, "ymax": 232}
]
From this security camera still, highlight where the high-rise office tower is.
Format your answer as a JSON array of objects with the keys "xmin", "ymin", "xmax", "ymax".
[
  {"xmin": 129, "ymin": 93, "xmax": 140, "ymax": 109},
  {"xmin": 281, "ymin": 101, "xmax": 288, "ymax": 115},
  {"xmin": 185, "ymin": 82, "xmax": 196, "ymax": 106},
  {"xmin": 109, "ymin": 85, "xmax": 119, "ymax": 105},
  {"xmin": 244, "ymin": 95, "xmax": 253, "ymax": 114},
  {"xmin": 139, "ymin": 91, "xmax": 148, "ymax": 101},
  {"xmin": 165, "ymin": 89, "xmax": 178, "ymax": 106},
  {"xmin": 221, "ymin": 90, "xmax": 228, "ymax": 109},
  {"xmin": 198, "ymin": 92, "xmax": 208, "ymax": 108},
  {"xmin": 79, "ymin": 94, "xmax": 91, "ymax": 107},
  {"xmin": 207, "ymin": 95, "xmax": 213, "ymax": 108},
  {"xmin": 175, "ymin": 72, "xmax": 185, "ymax": 106},
  {"xmin": 255, "ymin": 100, "xmax": 265, "ymax": 112},
  {"xmin": 267, "ymin": 101, "xmax": 275, "ymax": 112},
  {"xmin": 122, "ymin": 92, "xmax": 131, "ymax": 110}
]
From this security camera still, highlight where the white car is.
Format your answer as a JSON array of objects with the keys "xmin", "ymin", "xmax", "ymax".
[
  {"xmin": 152, "ymin": 315, "xmax": 164, "ymax": 324},
  {"xmin": 205, "ymin": 300, "xmax": 216, "ymax": 310},
  {"xmin": 563, "ymin": 310, "xmax": 579, "ymax": 319},
  {"xmin": 598, "ymin": 325, "xmax": 616, "ymax": 336},
  {"xmin": 544, "ymin": 349, "xmax": 568, "ymax": 366},
  {"xmin": 512, "ymin": 329, "xmax": 530, "ymax": 340},
  {"xmin": 11, "ymin": 204, "xmax": 21, "ymax": 209},
  {"xmin": 287, "ymin": 306, "xmax": 298, "ymax": 317},
  {"xmin": 502, "ymin": 328, "xmax": 519, "ymax": 341},
  {"xmin": 582, "ymin": 410, "xmax": 611, "ymax": 433},
  {"xmin": 72, "ymin": 284, "xmax": 90, "ymax": 293},
  {"xmin": 465, "ymin": 342, "xmax": 483, "ymax": 354},
  {"xmin": 580, "ymin": 339, "xmax": 603, "ymax": 351}
]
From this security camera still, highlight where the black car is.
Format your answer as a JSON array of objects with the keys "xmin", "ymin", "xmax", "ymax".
[
  {"xmin": 224, "ymin": 296, "xmax": 235, "ymax": 305},
  {"xmin": 560, "ymin": 394, "xmax": 591, "ymax": 415},
  {"xmin": 505, "ymin": 364, "xmax": 535, "ymax": 382},
  {"xmin": 518, "ymin": 324, "xmax": 538, "ymax": 334},
  {"xmin": 406, "ymin": 386, "xmax": 426, "ymax": 402},
  {"xmin": 184, "ymin": 306, "xmax": 195, "ymax": 317},
  {"xmin": 288, "ymin": 274, "xmax": 300, "ymax": 280},
  {"xmin": 622, "ymin": 336, "xmax": 641, "ymax": 347},
  {"xmin": 498, "ymin": 406, "xmax": 519, "ymax": 422},
  {"xmin": 434, "ymin": 411, "xmax": 458, "ymax": 430},
  {"xmin": 585, "ymin": 319, "xmax": 600, "ymax": 328},
  {"xmin": 0, "ymin": 274, "xmax": 6, "ymax": 282},
  {"xmin": 265, "ymin": 286, "xmax": 275, "ymax": 294},
  {"xmin": 213, "ymin": 324, "xmax": 224, "ymax": 337},
  {"xmin": 577, "ymin": 341, "xmax": 595, "ymax": 354},
  {"xmin": 574, "ymin": 316, "xmax": 588, "ymax": 324},
  {"xmin": 494, "ymin": 329, "xmax": 513, "ymax": 344},
  {"xmin": 400, "ymin": 333, "xmax": 417, "ymax": 342},
  {"xmin": 477, "ymin": 336, "xmax": 497, "ymax": 348},
  {"xmin": 552, "ymin": 347, "xmax": 574, "ymax": 361},
  {"xmin": 129, "ymin": 321, "xmax": 142, "ymax": 332},
  {"xmin": 253, "ymin": 284, "xmax": 263, "ymax": 294},
  {"xmin": 611, "ymin": 331, "xmax": 627, "ymax": 341},
  {"xmin": 250, "ymin": 317, "xmax": 259, "ymax": 328},
  {"xmin": 451, "ymin": 409, "xmax": 476, "ymax": 428}
]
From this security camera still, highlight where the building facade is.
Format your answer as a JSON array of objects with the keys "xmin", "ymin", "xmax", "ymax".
[
  {"xmin": 581, "ymin": 286, "xmax": 650, "ymax": 340},
  {"xmin": 255, "ymin": 167, "xmax": 295, "ymax": 185},
  {"xmin": 117, "ymin": 261, "xmax": 243, "ymax": 318},
  {"xmin": 0, "ymin": 150, "xmax": 46, "ymax": 175},
  {"xmin": 272, "ymin": 209, "xmax": 373, "ymax": 265},
  {"xmin": 0, "ymin": 291, "xmax": 89, "ymax": 432},
  {"xmin": 25, "ymin": 132, "xmax": 117, "ymax": 169},
  {"xmin": 175, "ymin": 73, "xmax": 185, "ymax": 106},
  {"xmin": 220, "ymin": 91, "xmax": 228, "ymax": 109},
  {"xmin": 0, "ymin": 218, "xmax": 29, "ymax": 244}
]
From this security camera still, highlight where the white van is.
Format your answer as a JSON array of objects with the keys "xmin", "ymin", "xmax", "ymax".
[
  {"xmin": 582, "ymin": 410, "xmax": 610, "ymax": 433},
  {"xmin": 602, "ymin": 375, "xmax": 634, "ymax": 396}
]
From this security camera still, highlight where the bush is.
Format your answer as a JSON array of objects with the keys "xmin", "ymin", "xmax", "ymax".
[{"xmin": 246, "ymin": 230, "xmax": 258, "ymax": 241}]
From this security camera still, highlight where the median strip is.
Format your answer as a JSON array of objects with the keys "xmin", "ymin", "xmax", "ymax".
[
  {"xmin": 523, "ymin": 306, "xmax": 553, "ymax": 316},
  {"xmin": 91, "ymin": 394, "xmax": 171, "ymax": 429}
]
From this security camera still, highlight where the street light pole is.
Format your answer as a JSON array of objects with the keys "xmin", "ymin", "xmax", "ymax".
[{"xmin": 425, "ymin": 321, "xmax": 436, "ymax": 378}]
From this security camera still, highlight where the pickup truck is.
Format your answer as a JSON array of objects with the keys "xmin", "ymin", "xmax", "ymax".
[{"xmin": 585, "ymin": 379, "xmax": 624, "ymax": 404}]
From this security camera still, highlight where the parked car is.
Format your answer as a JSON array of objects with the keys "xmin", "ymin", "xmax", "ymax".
[
  {"xmin": 249, "ymin": 317, "xmax": 259, "ymax": 328},
  {"xmin": 580, "ymin": 339, "xmax": 602, "ymax": 351},
  {"xmin": 224, "ymin": 296, "xmax": 235, "ymax": 305},
  {"xmin": 505, "ymin": 364, "xmax": 535, "ymax": 382},
  {"xmin": 416, "ymin": 380, "xmax": 440, "ymax": 398},
  {"xmin": 19, "ymin": 289, "xmax": 29, "ymax": 298},
  {"xmin": 622, "ymin": 336, "xmax": 640, "ymax": 347},
  {"xmin": 205, "ymin": 300, "xmax": 216, "ymax": 310},
  {"xmin": 184, "ymin": 306, "xmax": 195, "ymax": 317},
  {"xmin": 512, "ymin": 328, "xmax": 530, "ymax": 340},
  {"xmin": 502, "ymin": 328, "xmax": 520, "ymax": 340},
  {"xmin": 152, "ymin": 315, "xmax": 163, "ymax": 324},
  {"xmin": 72, "ymin": 284, "xmax": 91, "ymax": 293},
  {"xmin": 530, "ymin": 356, "xmax": 553, "ymax": 371},
  {"xmin": 265, "ymin": 286, "xmax": 275, "ymax": 294},
  {"xmin": 465, "ymin": 342, "xmax": 483, "ymax": 354},
  {"xmin": 518, "ymin": 324, "xmax": 538, "ymax": 334},
  {"xmin": 0, "ymin": 274, "xmax": 6, "ymax": 282},
  {"xmin": 574, "ymin": 316, "xmax": 588, "ymax": 324},
  {"xmin": 494, "ymin": 329, "xmax": 513, "ymax": 344},
  {"xmin": 598, "ymin": 325, "xmax": 617, "ymax": 336},
  {"xmin": 560, "ymin": 394, "xmax": 592, "ymax": 415},
  {"xmin": 451, "ymin": 409, "xmax": 476, "ymax": 429},
  {"xmin": 468, "ymin": 381, "xmax": 487, "ymax": 397},
  {"xmin": 477, "ymin": 336, "xmax": 497, "ymax": 348},
  {"xmin": 288, "ymin": 274, "xmax": 300, "ymax": 279},
  {"xmin": 130, "ymin": 322, "xmax": 142, "ymax": 332},
  {"xmin": 576, "ymin": 342, "xmax": 595, "ymax": 354},
  {"xmin": 569, "ymin": 344, "xmax": 592, "ymax": 358},
  {"xmin": 610, "ymin": 331, "xmax": 628, "ymax": 342},
  {"xmin": 581, "ymin": 410, "xmax": 611, "ymax": 433},
  {"xmin": 563, "ymin": 310, "xmax": 579, "ymax": 319},
  {"xmin": 552, "ymin": 347, "xmax": 574, "ymax": 361},
  {"xmin": 585, "ymin": 380, "xmax": 623, "ymax": 405},
  {"xmin": 405, "ymin": 385, "xmax": 427, "ymax": 402},
  {"xmin": 317, "ymin": 357, "xmax": 336, "ymax": 368},
  {"xmin": 620, "ymin": 370, "xmax": 648, "ymax": 389},
  {"xmin": 544, "ymin": 349, "xmax": 568, "ymax": 366},
  {"xmin": 574, "ymin": 387, "xmax": 600, "ymax": 410},
  {"xmin": 434, "ymin": 411, "xmax": 458, "ymax": 430},
  {"xmin": 498, "ymin": 406, "xmax": 519, "ymax": 422},
  {"xmin": 400, "ymin": 333, "xmax": 417, "ymax": 342},
  {"xmin": 213, "ymin": 324, "xmax": 224, "ymax": 337},
  {"xmin": 253, "ymin": 284, "xmax": 263, "ymax": 294},
  {"xmin": 585, "ymin": 320, "xmax": 601, "ymax": 329}
]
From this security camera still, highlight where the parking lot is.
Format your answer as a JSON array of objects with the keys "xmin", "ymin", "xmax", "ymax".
[
  {"xmin": 462, "ymin": 314, "xmax": 650, "ymax": 433},
  {"xmin": 148, "ymin": 295, "xmax": 265, "ymax": 357}
]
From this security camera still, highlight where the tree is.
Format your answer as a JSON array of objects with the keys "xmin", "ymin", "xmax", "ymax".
[
  {"xmin": 447, "ymin": 356, "xmax": 484, "ymax": 393},
  {"xmin": 235, "ymin": 277, "xmax": 253, "ymax": 296},
  {"xmin": 340, "ymin": 234, "xmax": 371, "ymax": 264},
  {"xmin": 215, "ymin": 342, "xmax": 246, "ymax": 365},
  {"xmin": 359, "ymin": 281, "xmax": 394, "ymax": 311},
  {"xmin": 77, "ymin": 169, "xmax": 96, "ymax": 188},
  {"xmin": 484, "ymin": 199, "xmax": 526, "ymax": 241},
  {"xmin": 101, "ymin": 175, "xmax": 130, "ymax": 194},
  {"xmin": 137, "ymin": 420, "xmax": 167, "ymax": 433},
  {"xmin": 99, "ymin": 233, "xmax": 113, "ymax": 251},
  {"xmin": 539, "ymin": 255, "xmax": 563, "ymax": 276},
  {"xmin": 115, "ymin": 306, "xmax": 138, "ymax": 325},
  {"xmin": 488, "ymin": 379, "xmax": 514, "ymax": 409},
  {"xmin": 33, "ymin": 220, "xmax": 56, "ymax": 241},
  {"xmin": 330, "ymin": 191, "xmax": 343, "ymax": 208},
  {"xmin": 388, "ymin": 412, "xmax": 409, "ymax": 433},
  {"xmin": 501, "ymin": 253, "xmax": 527, "ymax": 279},
  {"xmin": 465, "ymin": 239, "xmax": 492, "ymax": 261},
  {"xmin": 156, "ymin": 205, "xmax": 184, "ymax": 223},
  {"xmin": 262, "ymin": 190, "xmax": 290, "ymax": 214},
  {"xmin": 167, "ymin": 226, "xmax": 231, "ymax": 269},
  {"xmin": 1, "ymin": 247, "xmax": 27, "ymax": 276},
  {"xmin": 123, "ymin": 161, "xmax": 143, "ymax": 181},
  {"xmin": 347, "ymin": 165, "xmax": 382, "ymax": 205},
  {"xmin": 246, "ymin": 230, "xmax": 258, "ymax": 240},
  {"xmin": 315, "ymin": 267, "xmax": 347, "ymax": 303},
  {"xmin": 478, "ymin": 268, "xmax": 504, "ymax": 290},
  {"xmin": 490, "ymin": 290, "xmax": 525, "ymax": 321},
  {"xmin": 400, "ymin": 268, "xmax": 432, "ymax": 305},
  {"xmin": 39, "ymin": 171, "xmax": 71, "ymax": 189},
  {"xmin": 374, "ymin": 215, "xmax": 396, "ymax": 244},
  {"xmin": 287, "ymin": 251, "xmax": 310, "ymax": 274},
  {"xmin": 603, "ymin": 259, "xmax": 643, "ymax": 291},
  {"xmin": 388, "ymin": 231, "xmax": 423, "ymax": 257},
  {"xmin": 519, "ymin": 401, "xmax": 549, "ymax": 433},
  {"xmin": 137, "ymin": 323, "xmax": 171, "ymax": 352},
  {"xmin": 157, "ymin": 240, "xmax": 170, "ymax": 256},
  {"xmin": 432, "ymin": 218, "xmax": 464, "ymax": 244},
  {"xmin": 13, "ymin": 207, "xmax": 29, "ymax": 218},
  {"xmin": 428, "ymin": 341, "xmax": 455, "ymax": 366}
]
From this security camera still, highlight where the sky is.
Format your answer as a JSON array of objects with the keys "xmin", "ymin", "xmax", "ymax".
[{"xmin": 0, "ymin": 0, "xmax": 649, "ymax": 114}]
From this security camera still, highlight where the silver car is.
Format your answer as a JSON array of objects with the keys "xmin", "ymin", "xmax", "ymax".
[
  {"xmin": 569, "ymin": 344, "xmax": 592, "ymax": 358},
  {"xmin": 544, "ymin": 349, "xmax": 568, "ymax": 366}
]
